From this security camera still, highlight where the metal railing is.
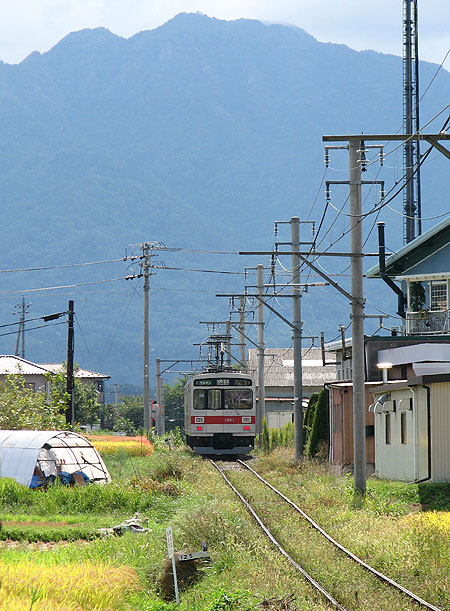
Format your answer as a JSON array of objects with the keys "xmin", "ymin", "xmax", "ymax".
[{"xmin": 406, "ymin": 309, "xmax": 450, "ymax": 334}]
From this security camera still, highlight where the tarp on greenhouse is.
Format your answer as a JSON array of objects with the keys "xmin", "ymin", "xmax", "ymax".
[{"xmin": 0, "ymin": 430, "xmax": 111, "ymax": 487}]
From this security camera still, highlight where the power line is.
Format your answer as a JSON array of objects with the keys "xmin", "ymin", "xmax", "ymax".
[
  {"xmin": 0, "ymin": 312, "xmax": 66, "ymax": 329},
  {"xmin": 152, "ymin": 265, "xmax": 243, "ymax": 275},
  {"xmin": 0, "ymin": 320, "xmax": 66, "ymax": 339},
  {"xmin": 0, "ymin": 277, "xmax": 130, "ymax": 296},
  {"xmin": 0, "ymin": 257, "xmax": 140, "ymax": 275}
]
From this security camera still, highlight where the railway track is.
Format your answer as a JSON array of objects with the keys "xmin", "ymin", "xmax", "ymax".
[{"xmin": 211, "ymin": 458, "xmax": 443, "ymax": 611}]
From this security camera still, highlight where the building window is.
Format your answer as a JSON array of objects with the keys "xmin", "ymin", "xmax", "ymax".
[
  {"xmin": 430, "ymin": 282, "xmax": 447, "ymax": 311},
  {"xmin": 401, "ymin": 412, "xmax": 407, "ymax": 444},
  {"xmin": 385, "ymin": 413, "xmax": 391, "ymax": 445}
]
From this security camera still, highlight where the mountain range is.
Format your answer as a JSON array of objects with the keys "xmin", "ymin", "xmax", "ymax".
[{"xmin": 0, "ymin": 12, "xmax": 449, "ymax": 390}]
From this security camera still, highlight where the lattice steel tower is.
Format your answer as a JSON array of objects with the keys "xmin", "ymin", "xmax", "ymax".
[{"xmin": 403, "ymin": 0, "xmax": 422, "ymax": 243}]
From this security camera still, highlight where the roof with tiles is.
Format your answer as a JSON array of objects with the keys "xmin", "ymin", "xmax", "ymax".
[
  {"xmin": 40, "ymin": 364, "xmax": 110, "ymax": 379},
  {"xmin": 0, "ymin": 356, "xmax": 52, "ymax": 376}
]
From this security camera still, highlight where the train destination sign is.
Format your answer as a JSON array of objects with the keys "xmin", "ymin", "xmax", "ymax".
[{"xmin": 193, "ymin": 378, "xmax": 252, "ymax": 387}]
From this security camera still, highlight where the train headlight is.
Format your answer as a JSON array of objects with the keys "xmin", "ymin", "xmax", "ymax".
[
  {"xmin": 242, "ymin": 417, "xmax": 251, "ymax": 423},
  {"xmin": 195, "ymin": 417, "xmax": 204, "ymax": 423}
]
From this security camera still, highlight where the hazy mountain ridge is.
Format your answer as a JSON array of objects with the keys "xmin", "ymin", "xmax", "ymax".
[{"xmin": 0, "ymin": 13, "xmax": 448, "ymax": 386}]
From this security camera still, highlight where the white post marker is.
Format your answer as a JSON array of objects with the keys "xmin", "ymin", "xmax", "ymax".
[{"xmin": 166, "ymin": 526, "xmax": 180, "ymax": 604}]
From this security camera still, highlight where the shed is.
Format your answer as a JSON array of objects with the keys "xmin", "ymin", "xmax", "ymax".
[{"xmin": 0, "ymin": 430, "xmax": 111, "ymax": 487}]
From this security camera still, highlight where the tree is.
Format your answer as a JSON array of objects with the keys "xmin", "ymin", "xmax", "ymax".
[
  {"xmin": 303, "ymin": 393, "xmax": 319, "ymax": 446},
  {"xmin": 51, "ymin": 366, "xmax": 102, "ymax": 426},
  {"xmin": 0, "ymin": 373, "xmax": 66, "ymax": 430},
  {"xmin": 305, "ymin": 388, "xmax": 329, "ymax": 459}
]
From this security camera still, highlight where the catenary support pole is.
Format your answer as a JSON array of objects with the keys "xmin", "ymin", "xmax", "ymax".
[
  {"xmin": 291, "ymin": 217, "xmax": 304, "ymax": 460},
  {"xmin": 156, "ymin": 357, "xmax": 165, "ymax": 435},
  {"xmin": 256, "ymin": 264, "xmax": 265, "ymax": 438},
  {"xmin": 66, "ymin": 300, "xmax": 75, "ymax": 426},
  {"xmin": 225, "ymin": 319, "xmax": 231, "ymax": 367},
  {"xmin": 143, "ymin": 243, "xmax": 151, "ymax": 433},
  {"xmin": 239, "ymin": 296, "xmax": 247, "ymax": 368},
  {"xmin": 349, "ymin": 140, "xmax": 366, "ymax": 493}
]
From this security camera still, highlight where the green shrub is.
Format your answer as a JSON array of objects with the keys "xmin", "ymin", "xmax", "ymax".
[
  {"xmin": 305, "ymin": 388, "xmax": 329, "ymax": 458},
  {"xmin": 0, "ymin": 478, "xmax": 33, "ymax": 506},
  {"xmin": 270, "ymin": 427, "xmax": 280, "ymax": 450},
  {"xmin": 0, "ymin": 524, "xmax": 98, "ymax": 542}
]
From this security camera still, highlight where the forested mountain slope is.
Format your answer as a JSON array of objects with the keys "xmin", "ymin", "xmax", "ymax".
[{"xmin": 0, "ymin": 13, "xmax": 448, "ymax": 387}]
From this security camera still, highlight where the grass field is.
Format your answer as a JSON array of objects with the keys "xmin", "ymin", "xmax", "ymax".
[{"xmin": 0, "ymin": 442, "xmax": 448, "ymax": 610}]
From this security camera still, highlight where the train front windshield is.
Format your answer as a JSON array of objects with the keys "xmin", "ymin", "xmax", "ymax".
[{"xmin": 193, "ymin": 389, "xmax": 253, "ymax": 410}]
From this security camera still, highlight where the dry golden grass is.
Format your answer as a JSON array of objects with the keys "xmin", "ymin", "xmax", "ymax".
[
  {"xmin": 0, "ymin": 561, "xmax": 139, "ymax": 610},
  {"xmin": 91, "ymin": 439, "xmax": 154, "ymax": 456},
  {"xmin": 403, "ymin": 510, "xmax": 450, "ymax": 534}
]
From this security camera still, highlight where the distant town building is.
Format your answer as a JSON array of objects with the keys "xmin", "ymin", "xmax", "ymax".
[
  {"xmin": 0, "ymin": 356, "xmax": 109, "ymax": 404},
  {"xmin": 247, "ymin": 347, "xmax": 336, "ymax": 427}
]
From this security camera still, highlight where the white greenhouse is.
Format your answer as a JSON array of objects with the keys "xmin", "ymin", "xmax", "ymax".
[{"xmin": 0, "ymin": 430, "xmax": 111, "ymax": 487}]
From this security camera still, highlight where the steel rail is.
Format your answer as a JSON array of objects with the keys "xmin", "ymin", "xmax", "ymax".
[
  {"xmin": 237, "ymin": 459, "xmax": 442, "ymax": 611},
  {"xmin": 210, "ymin": 460, "xmax": 348, "ymax": 611}
]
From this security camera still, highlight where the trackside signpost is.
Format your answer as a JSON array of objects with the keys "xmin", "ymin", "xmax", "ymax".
[{"xmin": 166, "ymin": 526, "xmax": 180, "ymax": 604}]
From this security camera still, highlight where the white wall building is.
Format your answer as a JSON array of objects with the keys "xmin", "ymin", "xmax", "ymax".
[{"xmin": 370, "ymin": 344, "xmax": 450, "ymax": 483}]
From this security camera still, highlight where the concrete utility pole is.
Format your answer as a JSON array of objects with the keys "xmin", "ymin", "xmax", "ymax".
[
  {"xmin": 291, "ymin": 217, "xmax": 304, "ymax": 460},
  {"xmin": 142, "ymin": 243, "xmax": 151, "ymax": 433},
  {"xmin": 66, "ymin": 300, "xmax": 75, "ymax": 426},
  {"xmin": 256, "ymin": 264, "xmax": 265, "ymax": 437},
  {"xmin": 239, "ymin": 296, "xmax": 247, "ymax": 367},
  {"xmin": 323, "ymin": 132, "xmax": 450, "ymax": 495},
  {"xmin": 349, "ymin": 140, "xmax": 366, "ymax": 493},
  {"xmin": 155, "ymin": 357, "xmax": 165, "ymax": 435},
  {"xmin": 14, "ymin": 295, "xmax": 30, "ymax": 359}
]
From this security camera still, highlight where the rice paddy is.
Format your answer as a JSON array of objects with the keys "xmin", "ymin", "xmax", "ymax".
[{"xmin": 0, "ymin": 561, "xmax": 139, "ymax": 610}]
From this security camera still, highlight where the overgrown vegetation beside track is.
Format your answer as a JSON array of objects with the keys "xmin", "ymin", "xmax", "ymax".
[{"xmin": 0, "ymin": 442, "xmax": 448, "ymax": 610}]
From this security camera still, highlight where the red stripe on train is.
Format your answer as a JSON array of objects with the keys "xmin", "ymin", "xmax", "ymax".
[{"xmin": 191, "ymin": 416, "xmax": 255, "ymax": 424}]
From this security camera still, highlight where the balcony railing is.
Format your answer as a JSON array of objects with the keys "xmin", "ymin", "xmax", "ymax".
[{"xmin": 406, "ymin": 309, "xmax": 450, "ymax": 334}]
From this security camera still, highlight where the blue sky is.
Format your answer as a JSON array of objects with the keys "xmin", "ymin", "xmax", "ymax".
[{"xmin": 1, "ymin": 0, "xmax": 449, "ymax": 68}]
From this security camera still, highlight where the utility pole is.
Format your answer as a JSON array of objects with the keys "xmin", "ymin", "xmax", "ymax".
[
  {"xmin": 66, "ymin": 300, "xmax": 75, "ymax": 426},
  {"xmin": 239, "ymin": 296, "xmax": 247, "ymax": 367},
  {"xmin": 14, "ymin": 295, "xmax": 30, "ymax": 359},
  {"xmin": 155, "ymin": 357, "xmax": 165, "ymax": 435},
  {"xmin": 256, "ymin": 264, "xmax": 265, "ymax": 438},
  {"xmin": 349, "ymin": 139, "xmax": 366, "ymax": 493},
  {"xmin": 142, "ymin": 243, "xmax": 151, "ymax": 433},
  {"xmin": 291, "ymin": 217, "xmax": 304, "ymax": 460},
  {"xmin": 322, "ymin": 131, "xmax": 450, "ymax": 493}
]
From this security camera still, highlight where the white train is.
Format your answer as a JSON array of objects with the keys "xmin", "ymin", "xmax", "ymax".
[{"xmin": 184, "ymin": 370, "xmax": 256, "ymax": 455}]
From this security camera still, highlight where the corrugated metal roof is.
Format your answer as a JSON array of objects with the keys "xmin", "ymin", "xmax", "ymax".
[
  {"xmin": 248, "ymin": 347, "xmax": 336, "ymax": 388},
  {"xmin": 366, "ymin": 215, "xmax": 450, "ymax": 278}
]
